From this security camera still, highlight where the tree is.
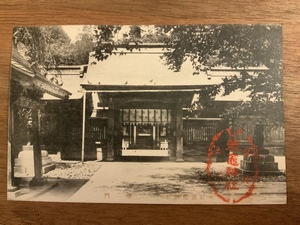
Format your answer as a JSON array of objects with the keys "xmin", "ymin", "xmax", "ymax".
[
  {"xmin": 13, "ymin": 25, "xmax": 96, "ymax": 85},
  {"xmin": 70, "ymin": 30, "xmax": 94, "ymax": 65},
  {"xmin": 13, "ymin": 25, "xmax": 96, "ymax": 67},
  {"xmin": 62, "ymin": 25, "xmax": 95, "ymax": 65},
  {"xmin": 156, "ymin": 25, "xmax": 283, "ymax": 123},
  {"xmin": 13, "ymin": 26, "xmax": 73, "ymax": 86},
  {"xmin": 13, "ymin": 26, "xmax": 71, "ymax": 69},
  {"xmin": 93, "ymin": 25, "xmax": 169, "ymax": 61}
]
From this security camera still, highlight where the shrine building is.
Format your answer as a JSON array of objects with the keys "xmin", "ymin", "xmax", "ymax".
[{"xmin": 42, "ymin": 44, "xmax": 283, "ymax": 162}]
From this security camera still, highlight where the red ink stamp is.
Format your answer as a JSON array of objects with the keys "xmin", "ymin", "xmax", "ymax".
[{"xmin": 206, "ymin": 128, "xmax": 259, "ymax": 203}]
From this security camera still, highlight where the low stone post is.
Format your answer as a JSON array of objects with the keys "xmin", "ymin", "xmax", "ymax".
[{"xmin": 29, "ymin": 108, "xmax": 45, "ymax": 186}]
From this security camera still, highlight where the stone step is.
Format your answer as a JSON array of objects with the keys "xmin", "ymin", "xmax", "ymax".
[{"xmin": 240, "ymin": 160, "xmax": 279, "ymax": 171}]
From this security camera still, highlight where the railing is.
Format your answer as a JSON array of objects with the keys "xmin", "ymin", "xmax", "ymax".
[{"xmin": 184, "ymin": 125, "xmax": 217, "ymax": 142}]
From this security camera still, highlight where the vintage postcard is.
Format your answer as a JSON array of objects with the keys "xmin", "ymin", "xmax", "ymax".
[{"xmin": 7, "ymin": 25, "xmax": 285, "ymax": 204}]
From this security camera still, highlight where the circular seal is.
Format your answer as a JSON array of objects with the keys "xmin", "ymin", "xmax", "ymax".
[{"xmin": 206, "ymin": 128, "xmax": 259, "ymax": 203}]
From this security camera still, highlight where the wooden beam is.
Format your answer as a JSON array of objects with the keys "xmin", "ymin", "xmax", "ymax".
[
  {"xmin": 175, "ymin": 98, "xmax": 184, "ymax": 162},
  {"xmin": 29, "ymin": 108, "xmax": 45, "ymax": 186},
  {"xmin": 81, "ymin": 92, "xmax": 86, "ymax": 163},
  {"xmin": 106, "ymin": 97, "xmax": 115, "ymax": 161},
  {"xmin": 81, "ymin": 84, "xmax": 208, "ymax": 91},
  {"xmin": 33, "ymin": 76, "xmax": 71, "ymax": 99}
]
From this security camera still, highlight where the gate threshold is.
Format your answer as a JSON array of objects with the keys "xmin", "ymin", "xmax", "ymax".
[{"xmin": 121, "ymin": 149, "xmax": 169, "ymax": 157}]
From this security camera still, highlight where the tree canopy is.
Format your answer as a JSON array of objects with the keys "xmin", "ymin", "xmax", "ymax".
[
  {"xmin": 13, "ymin": 26, "xmax": 70, "ymax": 68},
  {"xmin": 157, "ymin": 25, "xmax": 283, "ymax": 122},
  {"xmin": 13, "ymin": 25, "xmax": 94, "ymax": 85}
]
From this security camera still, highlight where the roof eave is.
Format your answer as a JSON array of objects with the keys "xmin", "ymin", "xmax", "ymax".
[
  {"xmin": 81, "ymin": 84, "xmax": 211, "ymax": 92},
  {"xmin": 33, "ymin": 74, "xmax": 72, "ymax": 99},
  {"xmin": 11, "ymin": 51, "xmax": 72, "ymax": 99}
]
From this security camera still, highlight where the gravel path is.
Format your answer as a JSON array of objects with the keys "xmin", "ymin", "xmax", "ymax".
[{"xmin": 44, "ymin": 161, "xmax": 102, "ymax": 179}]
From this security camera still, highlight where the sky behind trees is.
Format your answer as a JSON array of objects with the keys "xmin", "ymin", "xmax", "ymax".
[{"xmin": 62, "ymin": 25, "xmax": 83, "ymax": 42}]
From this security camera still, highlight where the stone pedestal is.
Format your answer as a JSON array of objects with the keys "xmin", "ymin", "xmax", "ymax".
[
  {"xmin": 14, "ymin": 146, "xmax": 55, "ymax": 177},
  {"xmin": 7, "ymin": 141, "xmax": 21, "ymax": 199},
  {"xmin": 29, "ymin": 177, "xmax": 46, "ymax": 187},
  {"xmin": 14, "ymin": 145, "xmax": 35, "ymax": 177},
  {"xmin": 239, "ymin": 153, "xmax": 283, "ymax": 176},
  {"xmin": 239, "ymin": 122, "xmax": 283, "ymax": 176}
]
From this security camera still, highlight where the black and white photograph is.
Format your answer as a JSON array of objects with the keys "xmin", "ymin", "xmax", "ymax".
[{"xmin": 7, "ymin": 24, "xmax": 285, "ymax": 204}]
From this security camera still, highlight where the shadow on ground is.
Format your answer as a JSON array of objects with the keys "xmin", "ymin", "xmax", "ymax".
[
  {"xmin": 116, "ymin": 167, "xmax": 205, "ymax": 196},
  {"xmin": 116, "ymin": 182, "xmax": 185, "ymax": 195},
  {"xmin": 28, "ymin": 179, "xmax": 88, "ymax": 202},
  {"xmin": 115, "ymin": 166, "xmax": 286, "ymax": 197}
]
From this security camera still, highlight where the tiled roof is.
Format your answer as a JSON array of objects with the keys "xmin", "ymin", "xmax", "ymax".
[{"xmin": 82, "ymin": 48, "xmax": 261, "ymax": 101}]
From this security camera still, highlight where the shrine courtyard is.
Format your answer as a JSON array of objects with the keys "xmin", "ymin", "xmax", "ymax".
[{"xmin": 15, "ymin": 156, "xmax": 286, "ymax": 205}]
